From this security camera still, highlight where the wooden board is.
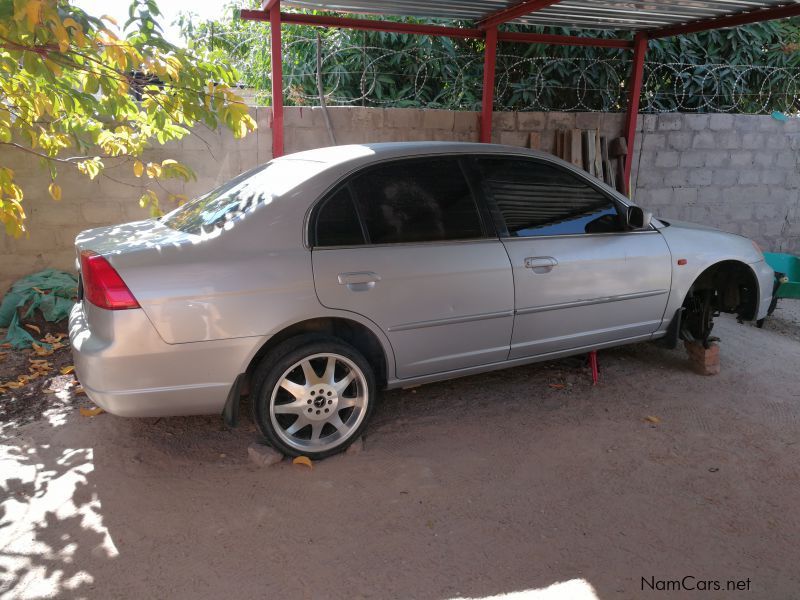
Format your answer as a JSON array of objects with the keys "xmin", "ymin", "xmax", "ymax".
[
  {"xmin": 604, "ymin": 158, "xmax": 615, "ymax": 189},
  {"xmin": 581, "ymin": 129, "xmax": 595, "ymax": 176},
  {"xmin": 593, "ymin": 129, "xmax": 603, "ymax": 179},
  {"xmin": 570, "ymin": 128, "xmax": 583, "ymax": 168},
  {"xmin": 609, "ymin": 136, "xmax": 628, "ymax": 159},
  {"xmin": 615, "ymin": 159, "xmax": 626, "ymax": 194}
]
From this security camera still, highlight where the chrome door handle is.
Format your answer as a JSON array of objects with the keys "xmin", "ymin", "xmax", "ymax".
[
  {"xmin": 337, "ymin": 271, "xmax": 381, "ymax": 291},
  {"xmin": 524, "ymin": 256, "xmax": 558, "ymax": 273}
]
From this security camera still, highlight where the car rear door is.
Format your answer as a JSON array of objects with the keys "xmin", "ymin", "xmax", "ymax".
[
  {"xmin": 473, "ymin": 155, "xmax": 672, "ymax": 359},
  {"xmin": 311, "ymin": 156, "xmax": 514, "ymax": 379}
]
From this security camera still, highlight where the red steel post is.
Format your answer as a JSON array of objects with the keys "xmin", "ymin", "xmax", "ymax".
[
  {"xmin": 480, "ymin": 26, "xmax": 498, "ymax": 144},
  {"xmin": 269, "ymin": 2, "xmax": 284, "ymax": 158},
  {"xmin": 623, "ymin": 32, "xmax": 647, "ymax": 196}
]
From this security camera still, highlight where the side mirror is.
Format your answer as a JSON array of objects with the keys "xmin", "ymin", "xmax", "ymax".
[{"xmin": 627, "ymin": 205, "xmax": 652, "ymax": 230}]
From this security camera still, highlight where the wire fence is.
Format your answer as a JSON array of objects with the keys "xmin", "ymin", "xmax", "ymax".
[{"xmin": 232, "ymin": 33, "xmax": 800, "ymax": 114}]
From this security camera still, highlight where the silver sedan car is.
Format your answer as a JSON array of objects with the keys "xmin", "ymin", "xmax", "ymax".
[{"xmin": 69, "ymin": 142, "xmax": 773, "ymax": 458}]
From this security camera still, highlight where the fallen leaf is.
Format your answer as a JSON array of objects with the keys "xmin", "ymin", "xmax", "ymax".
[
  {"xmin": 292, "ymin": 456, "xmax": 313, "ymax": 469},
  {"xmin": 25, "ymin": 324, "xmax": 41, "ymax": 334},
  {"xmin": 31, "ymin": 344, "xmax": 54, "ymax": 357},
  {"xmin": 79, "ymin": 406, "xmax": 104, "ymax": 417},
  {"xmin": 548, "ymin": 383, "xmax": 566, "ymax": 389},
  {"xmin": 74, "ymin": 386, "xmax": 86, "ymax": 395},
  {"xmin": 6, "ymin": 381, "xmax": 23, "ymax": 389},
  {"xmin": 1, "ymin": 343, "xmax": 11, "ymax": 349},
  {"xmin": 60, "ymin": 365, "xmax": 75, "ymax": 375},
  {"xmin": 644, "ymin": 415, "xmax": 661, "ymax": 424}
]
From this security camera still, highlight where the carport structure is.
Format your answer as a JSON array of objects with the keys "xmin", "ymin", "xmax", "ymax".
[{"xmin": 241, "ymin": 1, "xmax": 800, "ymax": 193}]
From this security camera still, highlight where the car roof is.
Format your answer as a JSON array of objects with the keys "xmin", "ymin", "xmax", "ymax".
[
  {"xmin": 265, "ymin": 141, "xmax": 630, "ymax": 219},
  {"xmin": 274, "ymin": 141, "xmax": 550, "ymax": 170}
]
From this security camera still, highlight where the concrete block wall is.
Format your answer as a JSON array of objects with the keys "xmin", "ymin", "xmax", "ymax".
[
  {"xmin": 631, "ymin": 113, "xmax": 800, "ymax": 254},
  {"xmin": 0, "ymin": 106, "xmax": 624, "ymax": 292},
  {"xmin": 2, "ymin": 106, "xmax": 799, "ymax": 293},
  {"xmin": 283, "ymin": 106, "xmax": 623, "ymax": 154}
]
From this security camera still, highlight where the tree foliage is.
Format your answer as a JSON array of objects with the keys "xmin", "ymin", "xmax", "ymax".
[
  {"xmin": 0, "ymin": 0, "xmax": 256, "ymax": 237},
  {"xmin": 181, "ymin": 4, "xmax": 800, "ymax": 114}
]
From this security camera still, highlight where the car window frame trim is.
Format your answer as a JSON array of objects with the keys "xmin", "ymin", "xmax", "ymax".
[
  {"xmin": 468, "ymin": 153, "xmax": 655, "ymax": 240},
  {"xmin": 307, "ymin": 154, "xmax": 498, "ymax": 249}
]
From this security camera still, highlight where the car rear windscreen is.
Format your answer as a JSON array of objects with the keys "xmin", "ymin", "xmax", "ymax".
[{"xmin": 162, "ymin": 159, "xmax": 323, "ymax": 235}]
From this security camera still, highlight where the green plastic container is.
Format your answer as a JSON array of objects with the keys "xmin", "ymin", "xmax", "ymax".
[{"xmin": 764, "ymin": 252, "xmax": 800, "ymax": 299}]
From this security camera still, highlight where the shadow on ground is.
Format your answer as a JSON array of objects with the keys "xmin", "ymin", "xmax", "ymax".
[{"xmin": 2, "ymin": 314, "xmax": 799, "ymax": 599}]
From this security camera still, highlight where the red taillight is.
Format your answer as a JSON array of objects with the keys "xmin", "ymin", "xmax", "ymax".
[{"xmin": 80, "ymin": 250, "xmax": 140, "ymax": 310}]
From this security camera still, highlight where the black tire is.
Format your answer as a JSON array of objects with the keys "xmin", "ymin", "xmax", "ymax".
[{"xmin": 251, "ymin": 334, "xmax": 376, "ymax": 459}]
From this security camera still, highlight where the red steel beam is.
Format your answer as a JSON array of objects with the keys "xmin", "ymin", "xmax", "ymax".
[
  {"xmin": 242, "ymin": 4, "xmax": 800, "ymax": 47},
  {"xmin": 240, "ymin": 10, "xmax": 482, "ymax": 38},
  {"xmin": 239, "ymin": 10, "xmax": 633, "ymax": 48},
  {"xmin": 480, "ymin": 26, "xmax": 498, "ymax": 143},
  {"xmin": 623, "ymin": 32, "xmax": 647, "ymax": 196},
  {"xmin": 650, "ymin": 2, "xmax": 800, "ymax": 39},
  {"xmin": 478, "ymin": 0, "xmax": 563, "ymax": 30},
  {"xmin": 270, "ymin": 3, "xmax": 284, "ymax": 157},
  {"xmin": 498, "ymin": 31, "xmax": 632, "ymax": 48}
]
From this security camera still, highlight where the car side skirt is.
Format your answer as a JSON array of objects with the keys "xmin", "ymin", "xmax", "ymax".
[{"xmin": 385, "ymin": 332, "xmax": 662, "ymax": 390}]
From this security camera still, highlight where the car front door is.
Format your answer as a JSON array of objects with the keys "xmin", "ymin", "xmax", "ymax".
[
  {"xmin": 474, "ymin": 156, "xmax": 672, "ymax": 359},
  {"xmin": 311, "ymin": 156, "xmax": 514, "ymax": 379}
]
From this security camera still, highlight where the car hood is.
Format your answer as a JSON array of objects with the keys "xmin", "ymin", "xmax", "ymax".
[
  {"xmin": 658, "ymin": 218, "xmax": 724, "ymax": 234},
  {"xmin": 657, "ymin": 218, "xmax": 763, "ymax": 265}
]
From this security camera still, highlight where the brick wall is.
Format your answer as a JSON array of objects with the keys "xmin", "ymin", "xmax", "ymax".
[{"xmin": 1, "ymin": 106, "xmax": 798, "ymax": 293}]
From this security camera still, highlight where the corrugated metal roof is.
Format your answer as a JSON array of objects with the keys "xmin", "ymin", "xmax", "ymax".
[{"xmin": 282, "ymin": 0, "xmax": 799, "ymax": 30}]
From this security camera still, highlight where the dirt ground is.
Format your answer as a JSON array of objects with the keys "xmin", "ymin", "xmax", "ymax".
[{"xmin": 1, "ymin": 301, "xmax": 799, "ymax": 600}]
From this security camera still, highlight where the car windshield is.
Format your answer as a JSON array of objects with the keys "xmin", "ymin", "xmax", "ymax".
[{"xmin": 163, "ymin": 159, "xmax": 320, "ymax": 235}]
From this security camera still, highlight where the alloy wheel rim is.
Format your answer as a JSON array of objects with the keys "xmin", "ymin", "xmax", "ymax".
[{"xmin": 269, "ymin": 352, "xmax": 368, "ymax": 453}]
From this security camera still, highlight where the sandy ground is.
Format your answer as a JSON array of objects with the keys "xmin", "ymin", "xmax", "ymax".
[{"xmin": 1, "ymin": 303, "xmax": 799, "ymax": 600}]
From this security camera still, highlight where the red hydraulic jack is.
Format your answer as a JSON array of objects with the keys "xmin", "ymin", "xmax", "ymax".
[{"xmin": 588, "ymin": 351, "xmax": 599, "ymax": 385}]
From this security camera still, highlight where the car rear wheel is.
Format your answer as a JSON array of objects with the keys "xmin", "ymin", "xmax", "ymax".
[{"xmin": 252, "ymin": 336, "xmax": 375, "ymax": 458}]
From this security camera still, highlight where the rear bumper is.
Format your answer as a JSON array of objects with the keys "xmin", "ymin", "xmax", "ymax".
[
  {"xmin": 751, "ymin": 259, "xmax": 774, "ymax": 321},
  {"xmin": 69, "ymin": 302, "xmax": 259, "ymax": 417}
]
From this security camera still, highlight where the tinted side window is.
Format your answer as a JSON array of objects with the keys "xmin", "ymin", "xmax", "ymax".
[
  {"xmin": 315, "ymin": 187, "xmax": 365, "ymax": 247},
  {"xmin": 350, "ymin": 158, "xmax": 484, "ymax": 244},
  {"xmin": 478, "ymin": 158, "xmax": 624, "ymax": 237}
]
